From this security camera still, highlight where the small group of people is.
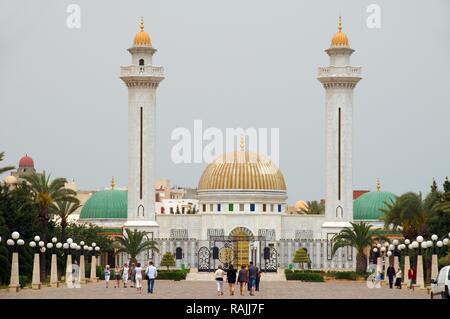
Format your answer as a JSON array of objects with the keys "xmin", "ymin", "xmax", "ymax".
[
  {"xmin": 214, "ymin": 262, "xmax": 261, "ymax": 297},
  {"xmin": 104, "ymin": 261, "xmax": 158, "ymax": 294},
  {"xmin": 382, "ymin": 265, "xmax": 416, "ymax": 290}
]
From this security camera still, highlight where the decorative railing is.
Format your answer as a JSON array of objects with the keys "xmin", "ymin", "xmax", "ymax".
[
  {"xmin": 120, "ymin": 65, "xmax": 165, "ymax": 77},
  {"xmin": 317, "ymin": 66, "xmax": 361, "ymax": 77}
]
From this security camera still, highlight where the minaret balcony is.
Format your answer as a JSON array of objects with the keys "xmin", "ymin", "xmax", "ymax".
[
  {"xmin": 120, "ymin": 65, "xmax": 165, "ymax": 78},
  {"xmin": 317, "ymin": 66, "xmax": 361, "ymax": 78}
]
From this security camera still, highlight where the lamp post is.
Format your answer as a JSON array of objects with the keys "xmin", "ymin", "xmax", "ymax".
[
  {"xmin": 90, "ymin": 243, "xmax": 98, "ymax": 282},
  {"xmin": 382, "ymin": 242, "xmax": 389, "ymax": 281},
  {"xmin": 402, "ymin": 239, "xmax": 411, "ymax": 286},
  {"xmin": 430, "ymin": 234, "xmax": 439, "ymax": 282},
  {"xmin": 415, "ymin": 236, "xmax": 425, "ymax": 289},
  {"xmin": 29, "ymin": 236, "xmax": 44, "ymax": 289},
  {"xmin": 79, "ymin": 241, "xmax": 87, "ymax": 284},
  {"xmin": 64, "ymin": 238, "xmax": 75, "ymax": 286},
  {"xmin": 49, "ymin": 237, "xmax": 61, "ymax": 287},
  {"xmin": 7, "ymin": 231, "xmax": 24, "ymax": 292},
  {"xmin": 375, "ymin": 243, "xmax": 382, "ymax": 275}
]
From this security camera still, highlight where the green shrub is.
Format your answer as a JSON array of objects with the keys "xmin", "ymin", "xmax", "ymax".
[
  {"xmin": 19, "ymin": 275, "xmax": 29, "ymax": 288},
  {"xmin": 438, "ymin": 254, "xmax": 450, "ymax": 269},
  {"xmin": 96, "ymin": 265, "xmax": 104, "ymax": 280},
  {"xmin": 334, "ymin": 271, "xmax": 357, "ymax": 280},
  {"xmin": 156, "ymin": 269, "xmax": 189, "ymax": 281},
  {"xmin": 285, "ymin": 270, "xmax": 324, "ymax": 282}
]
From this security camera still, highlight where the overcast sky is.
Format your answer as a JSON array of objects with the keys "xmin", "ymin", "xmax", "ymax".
[{"xmin": 1, "ymin": 0, "xmax": 449, "ymax": 203}]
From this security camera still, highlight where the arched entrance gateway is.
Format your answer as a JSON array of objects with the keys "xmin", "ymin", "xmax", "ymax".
[
  {"xmin": 197, "ymin": 226, "xmax": 278, "ymax": 272},
  {"xmin": 229, "ymin": 227, "xmax": 253, "ymax": 267}
]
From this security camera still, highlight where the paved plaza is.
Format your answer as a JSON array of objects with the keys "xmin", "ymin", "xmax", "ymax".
[{"xmin": 0, "ymin": 280, "xmax": 429, "ymax": 299}]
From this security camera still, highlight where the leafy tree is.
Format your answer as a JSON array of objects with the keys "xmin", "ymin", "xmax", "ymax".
[
  {"xmin": 0, "ymin": 182, "xmax": 39, "ymax": 285},
  {"xmin": 380, "ymin": 192, "xmax": 426, "ymax": 238},
  {"xmin": 0, "ymin": 152, "xmax": 14, "ymax": 175},
  {"xmin": 160, "ymin": 252, "xmax": 176, "ymax": 270},
  {"xmin": 299, "ymin": 201, "xmax": 325, "ymax": 215},
  {"xmin": 53, "ymin": 199, "xmax": 81, "ymax": 243},
  {"xmin": 23, "ymin": 172, "xmax": 78, "ymax": 280},
  {"xmin": 114, "ymin": 229, "xmax": 159, "ymax": 264},
  {"xmin": 332, "ymin": 222, "xmax": 385, "ymax": 273},
  {"xmin": 427, "ymin": 178, "xmax": 450, "ymax": 237},
  {"xmin": 293, "ymin": 248, "xmax": 310, "ymax": 269}
]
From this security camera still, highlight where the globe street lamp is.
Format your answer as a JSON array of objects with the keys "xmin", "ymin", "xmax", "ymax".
[
  {"xmin": 29, "ymin": 236, "xmax": 44, "ymax": 290},
  {"xmin": 90, "ymin": 243, "xmax": 98, "ymax": 282},
  {"xmin": 48, "ymin": 237, "xmax": 60, "ymax": 287},
  {"xmin": 77, "ymin": 241, "xmax": 87, "ymax": 284},
  {"xmin": 7, "ymin": 231, "xmax": 24, "ymax": 292},
  {"xmin": 65, "ymin": 239, "xmax": 76, "ymax": 286},
  {"xmin": 415, "ymin": 236, "xmax": 425, "ymax": 289}
]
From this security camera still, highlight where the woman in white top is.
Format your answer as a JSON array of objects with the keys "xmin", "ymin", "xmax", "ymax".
[
  {"xmin": 134, "ymin": 263, "xmax": 143, "ymax": 294},
  {"xmin": 122, "ymin": 263, "xmax": 129, "ymax": 288},
  {"xmin": 104, "ymin": 265, "xmax": 111, "ymax": 288},
  {"xmin": 214, "ymin": 264, "xmax": 225, "ymax": 296},
  {"xmin": 395, "ymin": 268, "xmax": 403, "ymax": 289}
]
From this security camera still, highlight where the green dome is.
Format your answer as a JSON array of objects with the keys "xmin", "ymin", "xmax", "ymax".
[
  {"xmin": 80, "ymin": 189, "xmax": 127, "ymax": 219},
  {"xmin": 353, "ymin": 191, "xmax": 397, "ymax": 221}
]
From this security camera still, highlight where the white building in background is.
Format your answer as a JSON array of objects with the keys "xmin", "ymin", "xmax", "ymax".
[{"xmin": 76, "ymin": 17, "xmax": 393, "ymax": 272}]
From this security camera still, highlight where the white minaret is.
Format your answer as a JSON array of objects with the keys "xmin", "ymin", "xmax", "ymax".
[
  {"xmin": 318, "ymin": 17, "xmax": 361, "ymax": 229},
  {"xmin": 121, "ymin": 18, "xmax": 164, "ymax": 231}
]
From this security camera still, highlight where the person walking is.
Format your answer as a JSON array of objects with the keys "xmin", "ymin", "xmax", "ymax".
[
  {"xmin": 114, "ymin": 266, "xmax": 121, "ymax": 288},
  {"xmin": 104, "ymin": 265, "xmax": 111, "ymax": 288},
  {"xmin": 122, "ymin": 263, "xmax": 129, "ymax": 288},
  {"xmin": 386, "ymin": 264, "xmax": 396, "ymax": 289},
  {"xmin": 248, "ymin": 261, "xmax": 259, "ymax": 296},
  {"xmin": 407, "ymin": 267, "xmax": 416, "ymax": 291},
  {"xmin": 134, "ymin": 263, "xmax": 143, "ymax": 294},
  {"xmin": 237, "ymin": 265, "xmax": 248, "ymax": 296},
  {"xmin": 226, "ymin": 264, "xmax": 237, "ymax": 296},
  {"xmin": 214, "ymin": 265, "xmax": 225, "ymax": 296},
  {"xmin": 145, "ymin": 261, "xmax": 158, "ymax": 294},
  {"xmin": 130, "ymin": 263, "xmax": 136, "ymax": 288},
  {"xmin": 255, "ymin": 268, "xmax": 262, "ymax": 292},
  {"xmin": 395, "ymin": 268, "xmax": 402, "ymax": 289}
]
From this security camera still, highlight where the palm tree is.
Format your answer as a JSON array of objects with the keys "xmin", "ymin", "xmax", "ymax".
[
  {"xmin": 331, "ymin": 222, "xmax": 385, "ymax": 273},
  {"xmin": 114, "ymin": 229, "xmax": 159, "ymax": 264},
  {"xmin": 0, "ymin": 152, "xmax": 14, "ymax": 175},
  {"xmin": 53, "ymin": 199, "xmax": 82, "ymax": 243},
  {"xmin": 299, "ymin": 200, "xmax": 325, "ymax": 215},
  {"xmin": 23, "ymin": 172, "xmax": 78, "ymax": 280},
  {"xmin": 380, "ymin": 192, "xmax": 425, "ymax": 238}
]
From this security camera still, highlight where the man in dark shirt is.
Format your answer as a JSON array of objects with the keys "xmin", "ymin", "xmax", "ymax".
[
  {"xmin": 386, "ymin": 265, "xmax": 396, "ymax": 289},
  {"xmin": 247, "ymin": 261, "xmax": 259, "ymax": 296}
]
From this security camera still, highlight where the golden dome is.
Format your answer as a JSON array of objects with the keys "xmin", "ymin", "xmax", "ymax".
[
  {"xmin": 294, "ymin": 200, "xmax": 308, "ymax": 211},
  {"xmin": 133, "ymin": 17, "xmax": 151, "ymax": 46},
  {"xmin": 3, "ymin": 175, "xmax": 17, "ymax": 185},
  {"xmin": 198, "ymin": 151, "xmax": 286, "ymax": 191},
  {"xmin": 331, "ymin": 16, "xmax": 349, "ymax": 47}
]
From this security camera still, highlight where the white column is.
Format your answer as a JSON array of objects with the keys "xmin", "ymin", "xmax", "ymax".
[
  {"xmin": 65, "ymin": 254, "xmax": 73, "ymax": 286},
  {"xmin": 393, "ymin": 255, "xmax": 399, "ymax": 272},
  {"xmin": 384, "ymin": 256, "xmax": 389, "ymax": 281},
  {"xmin": 416, "ymin": 255, "xmax": 425, "ymax": 289},
  {"xmin": 431, "ymin": 254, "xmax": 439, "ymax": 282},
  {"xmin": 31, "ymin": 253, "xmax": 41, "ymax": 290},
  {"xmin": 376, "ymin": 257, "xmax": 382, "ymax": 274},
  {"xmin": 50, "ymin": 254, "xmax": 59, "ymax": 287},
  {"xmin": 9, "ymin": 252, "xmax": 20, "ymax": 292},
  {"xmin": 190, "ymin": 241, "xmax": 196, "ymax": 268},
  {"xmin": 315, "ymin": 241, "xmax": 321, "ymax": 269},
  {"xmin": 403, "ymin": 255, "xmax": 410, "ymax": 287},
  {"xmin": 287, "ymin": 241, "xmax": 292, "ymax": 267},
  {"xmin": 90, "ymin": 255, "xmax": 97, "ymax": 282},
  {"xmin": 79, "ymin": 255, "xmax": 86, "ymax": 284}
]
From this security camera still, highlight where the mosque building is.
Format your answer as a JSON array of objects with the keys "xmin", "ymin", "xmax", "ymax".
[{"xmin": 3, "ymin": 17, "xmax": 399, "ymax": 271}]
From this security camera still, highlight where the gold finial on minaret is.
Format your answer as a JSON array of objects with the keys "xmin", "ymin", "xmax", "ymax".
[
  {"xmin": 338, "ymin": 16, "xmax": 342, "ymax": 32},
  {"xmin": 140, "ymin": 16, "xmax": 144, "ymax": 31},
  {"xmin": 111, "ymin": 176, "xmax": 116, "ymax": 190},
  {"xmin": 240, "ymin": 135, "xmax": 245, "ymax": 151},
  {"xmin": 376, "ymin": 178, "xmax": 381, "ymax": 192}
]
